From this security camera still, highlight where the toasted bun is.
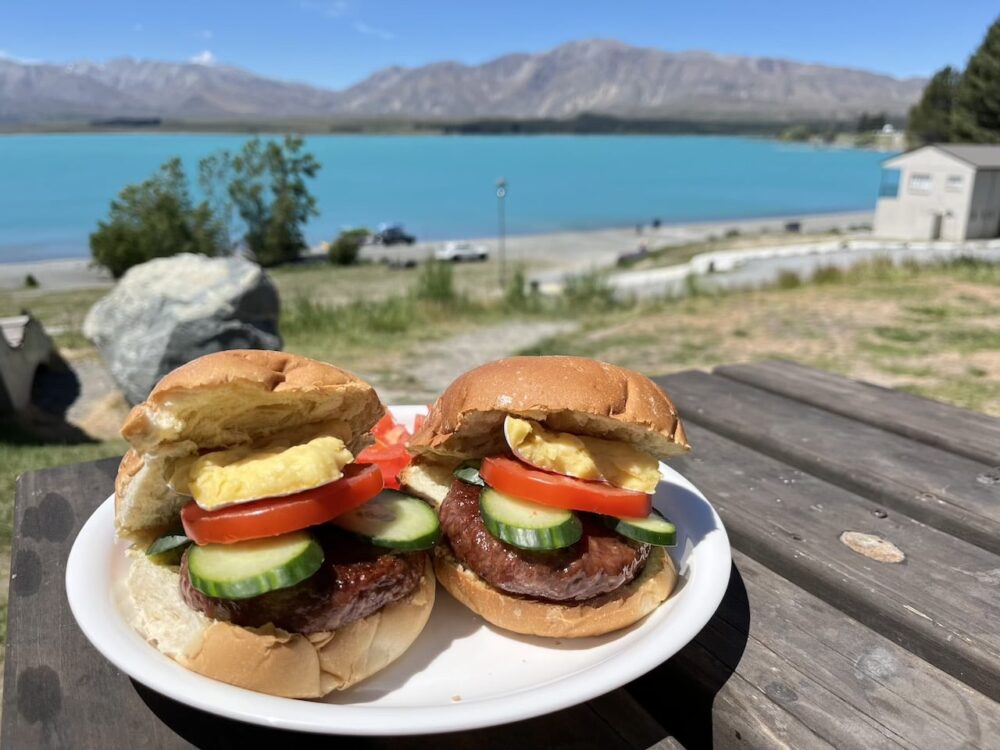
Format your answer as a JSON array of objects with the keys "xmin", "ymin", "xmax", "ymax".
[
  {"xmin": 115, "ymin": 350, "xmax": 384, "ymax": 538},
  {"xmin": 399, "ymin": 458, "xmax": 457, "ymax": 508},
  {"xmin": 125, "ymin": 550, "xmax": 435, "ymax": 698},
  {"xmin": 434, "ymin": 544, "xmax": 675, "ymax": 638},
  {"xmin": 122, "ymin": 349, "xmax": 383, "ymax": 455},
  {"xmin": 408, "ymin": 356, "xmax": 688, "ymax": 462}
]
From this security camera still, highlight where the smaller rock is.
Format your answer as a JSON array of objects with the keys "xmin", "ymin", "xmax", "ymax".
[{"xmin": 83, "ymin": 254, "xmax": 281, "ymax": 404}]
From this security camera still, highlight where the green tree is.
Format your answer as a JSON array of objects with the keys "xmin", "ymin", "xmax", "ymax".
[
  {"xmin": 222, "ymin": 136, "xmax": 320, "ymax": 267},
  {"xmin": 907, "ymin": 66, "xmax": 961, "ymax": 146},
  {"xmin": 328, "ymin": 228, "xmax": 369, "ymax": 265},
  {"xmin": 90, "ymin": 158, "xmax": 224, "ymax": 278},
  {"xmin": 855, "ymin": 111, "xmax": 887, "ymax": 133},
  {"xmin": 952, "ymin": 17, "xmax": 1000, "ymax": 143},
  {"xmin": 779, "ymin": 124, "xmax": 814, "ymax": 142}
]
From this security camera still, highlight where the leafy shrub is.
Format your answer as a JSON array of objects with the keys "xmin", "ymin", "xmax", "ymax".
[
  {"xmin": 777, "ymin": 270, "xmax": 802, "ymax": 289},
  {"xmin": 23, "ymin": 274, "xmax": 39, "ymax": 289},
  {"xmin": 90, "ymin": 158, "xmax": 224, "ymax": 278},
  {"xmin": 328, "ymin": 228, "xmax": 369, "ymax": 266}
]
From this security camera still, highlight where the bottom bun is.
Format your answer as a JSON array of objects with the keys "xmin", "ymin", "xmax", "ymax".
[
  {"xmin": 434, "ymin": 544, "xmax": 676, "ymax": 638},
  {"xmin": 126, "ymin": 549, "xmax": 435, "ymax": 698}
]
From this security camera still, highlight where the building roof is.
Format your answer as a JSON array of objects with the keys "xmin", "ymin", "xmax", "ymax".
[{"xmin": 932, "ymin": 144, "xmax": 1000, "ymax": 169}]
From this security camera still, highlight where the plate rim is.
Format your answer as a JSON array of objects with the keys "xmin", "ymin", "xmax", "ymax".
[{"xmin": 65, "ymin": 405, "xmax": 731, "ymax": 736}]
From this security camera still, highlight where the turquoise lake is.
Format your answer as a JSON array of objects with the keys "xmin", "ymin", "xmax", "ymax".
[{"xmin": 0, "ymin": 134, "xmax": 890, "ymax": 263}]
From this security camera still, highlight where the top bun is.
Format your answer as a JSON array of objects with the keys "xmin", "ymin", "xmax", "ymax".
[
  {"xmin": 121, "ymin": 350, "xmax": 384, "ymax": 455},
  {"xmin": 408, "ymin": 356, "xmax": 688, "ymax": 461},
  {"xmin": 116, "ymin": 350, "xmax": 384, "ymax": 537}
]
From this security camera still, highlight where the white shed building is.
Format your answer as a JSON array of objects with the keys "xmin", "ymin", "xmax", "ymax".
[{"xmin": 873, "ymin": 144, "xmax": 1000, "ymax": 240}]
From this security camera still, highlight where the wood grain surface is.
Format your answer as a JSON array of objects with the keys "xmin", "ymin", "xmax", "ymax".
[{"xmin": 5, "ymin": 363, "xmax": 1000, "ymax": 749}]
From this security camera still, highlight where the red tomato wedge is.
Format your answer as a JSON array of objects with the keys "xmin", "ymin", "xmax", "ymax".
[
  {"xmin": 357, "ymin": 442, "xmax": 409, "ymax": 489},
  {"xmin": 358, "ymin": 411, "xmax": 420, "ymax": 489},
  {"xmin": 181, "ymin": 463, "xmax": 383, "ymax": 545},
  {"xmin": 480, "ymin": 456, "xmax": 652, "ymax": 517}
]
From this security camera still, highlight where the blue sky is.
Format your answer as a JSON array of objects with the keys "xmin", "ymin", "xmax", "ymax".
[{"xmin": 2, "ymin": 1, "xmax": 997, "ymax": 89}]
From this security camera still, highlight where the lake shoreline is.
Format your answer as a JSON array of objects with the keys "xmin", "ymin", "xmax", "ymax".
[{"xmin": 0, "ymin": 208, "xmax": 873, "ymax": 291}]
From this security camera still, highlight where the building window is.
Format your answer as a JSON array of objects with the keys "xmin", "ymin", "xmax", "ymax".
[
  {"xmin": 946, "ymin": 175, "xmax": 964, "ymax": 192},
  {"xmin": 908, "ymin": 173, "xmax": 933, "ymax": 194},
  {"xmin": 878, "ymin": 168, "xmax": 901, "ymax": 198}
]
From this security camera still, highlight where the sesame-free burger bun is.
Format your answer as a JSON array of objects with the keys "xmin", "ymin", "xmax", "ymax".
[
  {"xmin": 127, "ymin": 549, "xmax": 435, "ymax": 698},
  {"xmin": 116, "ymin": 350, "xmax": 385, "ymax": 538},
  {"xmin": 121, "ymin": 349, "xmax": 384, "ymax": 456},
  {"xmin": 433, "ymin": 545, "xmax": 675, "ymax": 638},
  {"xmin": 407, "ymin": 356, "xmax": 689, "ymax": 463}
]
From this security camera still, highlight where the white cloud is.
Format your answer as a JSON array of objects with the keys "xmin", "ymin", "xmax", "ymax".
[
  {"xmin": 0, "ymin": 50, "xmax": 41, "ymax": 64},
  {"xmin": 354, "ymin": 21, "xmax": 394, "ymax": 40},
  {"xmin": 190, "ymin": 50, "xmax": 216, "ymax": 65},
  {"xmin": 300, "ymin": 0, "xmax": 350, "ymax": 18},
  {"xmin": 299, "ymin": 0, "xmax": 394, "ymax": 41}
]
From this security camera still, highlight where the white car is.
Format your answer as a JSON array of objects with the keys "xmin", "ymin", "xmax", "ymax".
[{"xmin": 434, "ymin": 241, "xmax": 489, "ymax": 262}]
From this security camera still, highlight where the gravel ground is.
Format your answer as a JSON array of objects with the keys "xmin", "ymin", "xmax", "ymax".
[{"xmin": 370, "ymin": 320, "xmax": 578, "ymax": 404}]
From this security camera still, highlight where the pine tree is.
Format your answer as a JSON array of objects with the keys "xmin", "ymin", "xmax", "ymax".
[
  {"xmin": 906, "ymin": 67, "xmax": 960, "ymax": 145},
  {"xmin": 952, "ymin": 16, "xmax": 1000, "ymax": 143}
]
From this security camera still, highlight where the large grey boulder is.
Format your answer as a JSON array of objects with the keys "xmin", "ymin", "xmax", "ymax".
[{"xmin": 84, "ymin": 253, "xmax": 282, "ymax": 404}]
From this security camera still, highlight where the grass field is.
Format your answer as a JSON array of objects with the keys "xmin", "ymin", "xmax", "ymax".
[{"xmin": 1, "ymin": 252, "xmax": 998, "ymax": 658}]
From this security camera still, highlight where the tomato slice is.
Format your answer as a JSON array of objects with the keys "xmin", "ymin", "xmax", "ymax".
[
  {"xmin": 480, "ymin": 456, "xmax": 652, "ymax": 517},
  {"xmin": 181, "ymin": 463, "xmax": 383, "ymax": 545},
  {"xmin": 357, "ymin": 442, "xmax": 410, "ymax": 489}
]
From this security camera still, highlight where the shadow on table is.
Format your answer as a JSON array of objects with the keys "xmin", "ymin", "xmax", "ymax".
[
  {"xmin": 133, "ymin": 681, "xmax": 650, "ymax": 749},
  {"xmin": 626, "ymin": 561, "xmax": 751, "ymax": 749}
]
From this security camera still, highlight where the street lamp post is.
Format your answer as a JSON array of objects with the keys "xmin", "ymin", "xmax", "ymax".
[{"xmin": 496, "ymin": 177, "xmax": 507, "ymax": 288}]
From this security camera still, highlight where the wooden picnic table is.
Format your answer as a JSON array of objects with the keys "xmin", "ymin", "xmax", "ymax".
[{"xmin": 3, "ymin": 360, "xmax": 999, "ymax": 749}]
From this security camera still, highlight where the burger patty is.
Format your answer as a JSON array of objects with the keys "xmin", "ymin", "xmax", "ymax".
[
  {"xmin": 439, "ymin": 480, "xmax": 650, "ymax": 602},
  {"xmin": 180, "ymin": 527, "xmax": 426, "ymax": 634}
]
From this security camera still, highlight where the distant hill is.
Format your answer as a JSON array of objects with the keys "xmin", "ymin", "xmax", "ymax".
[{"xmin": 0, "ymin": 40, "xmax": 927, "ymax": 124}]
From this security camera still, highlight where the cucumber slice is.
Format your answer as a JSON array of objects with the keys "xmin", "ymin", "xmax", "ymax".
[
  {"xmin": 479, "ymin": 488, "xmax": 582, "ymax": 550},
  {"xmin": 333, "ymin": 490, "xmax": 441, "ymax": 551},
  {"xmin": 145, "ymin": 528, "xmax": 191, "ymax": 564},
  {"xmin": 187, "ymin": 531, "xmax": 323, "ymax": 599},
  {"xmin": 604, "ymin": 510, "xmax": 676, "ymax": 546},
  {"xmin": 453, "ymin": 461, "xmax": 485, "ymax": 487}
]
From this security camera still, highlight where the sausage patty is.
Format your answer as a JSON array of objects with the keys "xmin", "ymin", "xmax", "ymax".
[
  {"xmin": 438, "ymin": 480, "xmax": 649, "ymax": 602},
  {"xmin": 180, "ymin": 526, "xmax": 426, "ymax": 634}
]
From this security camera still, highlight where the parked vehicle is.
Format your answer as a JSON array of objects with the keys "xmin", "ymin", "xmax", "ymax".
[
  {"xmin": 434, "ymin": 241, "xmax": 489, "ymax": 262},
  {"xmin": 373, "ymin": 223, "xmax": 416, "ymax": 245}
]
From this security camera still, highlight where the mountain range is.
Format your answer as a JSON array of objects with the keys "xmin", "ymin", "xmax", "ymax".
[{"xmin": 0, "ymin": 39, "xmax": 927, "ymax": 124}]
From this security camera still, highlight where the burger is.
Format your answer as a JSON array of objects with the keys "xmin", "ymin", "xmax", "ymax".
[
  {"xmin": 115, "ymin": 350, "xmax": 438, "ymax": 698},
  {"xmin": 401, "ymin": 356, "xmax": 689, "ymax": 638}
]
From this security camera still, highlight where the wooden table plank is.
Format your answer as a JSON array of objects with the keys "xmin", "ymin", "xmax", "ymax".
[
  {"xmin": 1, "ymin": 460, "xmax": 677, "ymax": 750},
  {"xmin": 660, "ymin": 421, "xmax": 1000, "ymax": 702},
  {"xmin": 658, "ymin": 370, "xmax": 1000, "ymax": 555},
  {"xmin": 715, "ymin": 359, "xmax": 1000, "ymax": 466},
  {"xmin": 635, "ymin": 553, "xmax": 1000, "ymax": 749}
]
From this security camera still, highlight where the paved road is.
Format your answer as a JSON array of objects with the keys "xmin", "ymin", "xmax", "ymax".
[{"xmin": 356, "ymin": 211, "xmax": 874, "ymax": 275}]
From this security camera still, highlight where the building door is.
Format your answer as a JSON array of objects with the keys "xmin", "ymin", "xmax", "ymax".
[{"xmin": 930, "ymin": 213, "xmax": 943, "ymax": 240}]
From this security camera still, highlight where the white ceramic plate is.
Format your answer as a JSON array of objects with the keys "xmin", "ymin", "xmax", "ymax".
[{"xmin": 66, "ymin": 405, "xmax": 730, "ymax": 736}]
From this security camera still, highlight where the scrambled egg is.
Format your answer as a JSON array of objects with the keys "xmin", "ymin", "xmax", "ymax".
[
  {"xmin": 504, "ymin": 416, "xmax": 660, "ymax": 493},
  {"xmin": 171, "ymin": 434, "xmax": 354, "ymax": 510}
]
